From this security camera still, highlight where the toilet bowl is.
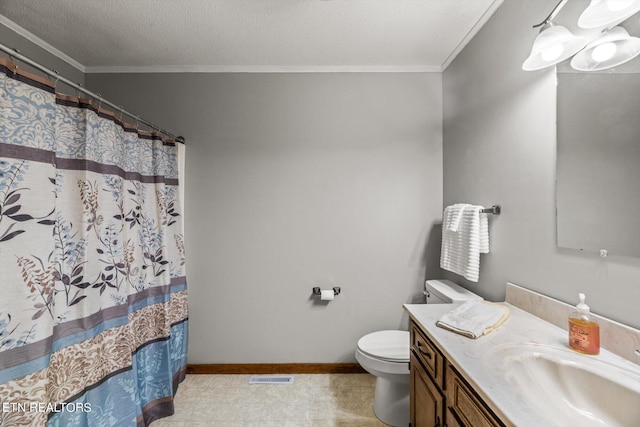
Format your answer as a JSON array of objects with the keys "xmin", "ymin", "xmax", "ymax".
[
  {"xmin": 356, "ymin": 279, "xmax": 482, "ymax": 427},
  {"xmin": 356, "ymin": 330, "xmax": 410, "ymax": 427}
]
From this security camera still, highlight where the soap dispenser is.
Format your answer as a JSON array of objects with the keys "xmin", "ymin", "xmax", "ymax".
[{"xmin": 568, "ymin": 293, "xmax": 600, "ymax": 355}]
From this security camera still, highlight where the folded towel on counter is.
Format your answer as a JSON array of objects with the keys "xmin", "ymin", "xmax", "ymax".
[
  {"xmin": 436, "ymin": 300, "xmax": 509, "ymax": 339},
  {"xmin": 440, "ymin": 204, "xmax": 489, "ymax": 282}
]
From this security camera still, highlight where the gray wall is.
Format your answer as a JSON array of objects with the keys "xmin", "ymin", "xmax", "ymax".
[
  {"xmin": 11, "ymin": 0, "xmax": 639, "ymax": 363},
  {"xmin": 0, "ymin": 23, "xmax": 84, "ymax": 91},
  {"xmin": 443, "ymin": 0, "xmax": 640, "ymax": 329},
  {"xmin": 87, "ymin": 72, "xmax": 444, "ymax": 363}
]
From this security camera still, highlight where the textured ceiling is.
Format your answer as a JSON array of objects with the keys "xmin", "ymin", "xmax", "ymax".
[{"xmin": 0, "ymin": 0, "xmax": 502, "ymax": 73}]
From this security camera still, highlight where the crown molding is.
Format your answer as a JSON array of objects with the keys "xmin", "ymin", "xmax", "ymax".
[
  {"xmin": 85, "ymin": 64, "xmax": 442, "ymax": 74},
  {"xmin": 441, "ymin": 0, "xmax": 504, "ymax": 71},
  {"xmin": 2, "ymin": 3, "xmax": 503, "ymax": 76},
  {"xmin": 0, "ymin": 15, "xmax": 85, "ymax": 73}
]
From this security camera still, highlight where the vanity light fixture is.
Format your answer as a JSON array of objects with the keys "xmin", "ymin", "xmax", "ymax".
[
  {"xmin": 522, "ymin": 23, "xmax": 587, "ymax": 70},
  {"xmin": 523, "ymin": 0, "xmax": 640, "ymax": 71},
  {"xmin": 578, "ymin": 0, "xmax": 640, "ymax": 29},
  {"xmin": 571, "ymin": 26, "xmax": 640, "ymax": 70},
  {"xmin": 522, "ymin": 0, "xmax": 587, "ymax": 71}
]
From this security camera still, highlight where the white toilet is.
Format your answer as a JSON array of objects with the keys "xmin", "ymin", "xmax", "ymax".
[
  {"xmin": 423, "ymin": 279, "xmax": 483, "ymax": 305},
  {"xmin": 355, "ymin": 279, "xmax": 482, "ymax": 427}
]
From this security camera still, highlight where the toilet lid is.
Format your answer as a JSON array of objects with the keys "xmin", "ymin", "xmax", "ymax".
[{"xmin": 357, "ymin": 330, "xmax": 409, "ymax": 362}]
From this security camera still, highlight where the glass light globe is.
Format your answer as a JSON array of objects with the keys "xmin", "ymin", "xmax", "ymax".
[
  {"xmin": 571, "ymin": 26, "xmax": 640, "ymax": 71},
  {"xmin": 579, "ymin": 0, "xmax": 640, "ymax": 28},
  {"xmin": 522, "ymin": 25, "xmax": 587, "ymax": 71}
]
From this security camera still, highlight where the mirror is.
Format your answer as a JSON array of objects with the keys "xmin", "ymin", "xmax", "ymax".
[
  {"xmin": 556, "ymin": 0, "xmax": 640, "ymax": 258},
  {"xmin": 555, "ymin": 2, "xmax": 640, "ymax": 257},
  {"xmin": 556, "ymin": 71, "xmax": 640, "ymax": 257}
]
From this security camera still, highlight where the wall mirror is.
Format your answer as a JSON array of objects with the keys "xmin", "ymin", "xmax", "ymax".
[
  {"xmin": 556, "ymin": 69, "xmax": 640, "ymax": 257},
  {"xmin": 555, "ymin": 5, "xmax": 640, "ymax": 257}
]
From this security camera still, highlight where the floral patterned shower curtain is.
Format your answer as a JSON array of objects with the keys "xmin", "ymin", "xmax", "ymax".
[{"xmin": 0, "ymin": 58, "xmax": 188, "ymax": 426}]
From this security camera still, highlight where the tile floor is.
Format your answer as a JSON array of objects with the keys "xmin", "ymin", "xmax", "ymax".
[{"xmin": 152, "ymin": 373, "xmax": 389, "ymax": 426}]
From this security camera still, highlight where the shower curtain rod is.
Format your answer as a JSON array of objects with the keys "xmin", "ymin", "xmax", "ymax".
[{"xmin": 0, "ymin": 42, "xmax": 185, "ymax": 145}]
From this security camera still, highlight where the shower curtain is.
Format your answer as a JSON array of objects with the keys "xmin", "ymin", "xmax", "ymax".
[{"xmin": 0, "ymin": 58, "xmax": 188, "ymax": 426}]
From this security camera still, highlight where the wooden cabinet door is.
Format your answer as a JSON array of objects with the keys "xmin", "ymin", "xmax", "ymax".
[
  {"xmin": 410, "ymin": 353, "xmax": 444, "ymax": 427},
  {"xmin": 445, "ymin": 364, "xmax": 503, "ymax": 427}
]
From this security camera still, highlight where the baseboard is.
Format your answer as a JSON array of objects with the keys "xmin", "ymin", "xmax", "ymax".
[{"xmin": 186, "ymin": 363, "xmax": 367, "ymax": 375}]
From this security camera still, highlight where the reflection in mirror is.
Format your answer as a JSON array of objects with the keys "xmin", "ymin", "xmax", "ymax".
[{"xmin": 556, "ymin": 71, "xmax": 640, "ymax": 257}]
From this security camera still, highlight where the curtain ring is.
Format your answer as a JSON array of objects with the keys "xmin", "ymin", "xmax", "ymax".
[
  {"xmin": 9, "ymin": 48, "xmax": 20, "ymax": 76},
  {"xmin": 118, "ymin": 107, "xmax": 124, "ymax": 123},
  {"xmin": 49, "ymin": 69, "xmax": 60, "ymax": 91},
  {"xmin": 96, "ymin": 93, "xmax": 102, "ymax": 111},
  {"xmin": 76, "ymin": 83, "xmax": 83, "ymax": 100}
]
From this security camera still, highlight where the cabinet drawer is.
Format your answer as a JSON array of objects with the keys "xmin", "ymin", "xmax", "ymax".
[
  {"xmin": 411, "ymin": 321, "xmax": 443, "ymax": 388},
  {"xmin": 445, "ymin": 364, "xmax": 503, "ymax": 427}
]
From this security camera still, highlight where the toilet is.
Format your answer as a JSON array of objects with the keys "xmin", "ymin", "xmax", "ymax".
[
  {"xmin": 423, "ymin": 279, "xmax": 484, "ymax": 305},
  {"xmin": 355, "ymin": 279, "xmax": 482, "ymax": 427}
]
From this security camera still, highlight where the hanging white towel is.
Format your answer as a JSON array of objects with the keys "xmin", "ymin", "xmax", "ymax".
[
  {"xmin": 440, "ymin": 204, "xmax": 490, "ymax": 282},
  {"xmin": 436, "ymin": 300, "xmax": 509, "ymax": 339},
  {"xmin": 479, "ymin": 210, "xmax": 489, "ymax": 254},
  {"xmin": 443, "ymin": 203, "xmax": 467, "ymax": 232}
]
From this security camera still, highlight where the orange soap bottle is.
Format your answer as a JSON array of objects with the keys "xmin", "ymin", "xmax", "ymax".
[{"xmin": 568, "ymin": 293, "xmax": 600, "ymax": 355}]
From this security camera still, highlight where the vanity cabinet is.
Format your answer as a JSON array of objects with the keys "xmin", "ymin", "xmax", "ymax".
[{"xmin": 409, "ymin": 320, "xmax": 504, "ymax": 427}]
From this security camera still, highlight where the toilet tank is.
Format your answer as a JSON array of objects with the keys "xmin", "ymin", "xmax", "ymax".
[{"xmin": 425, "ymin": 279, "xmax": 483, "ymax": 304}]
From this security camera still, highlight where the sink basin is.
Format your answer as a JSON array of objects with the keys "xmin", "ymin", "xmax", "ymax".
[{"xmin": 488, "ymin": 343, "xmax": 640, "ymax": 427}]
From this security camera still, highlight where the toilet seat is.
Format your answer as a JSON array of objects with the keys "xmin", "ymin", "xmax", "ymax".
[{"xmin": 357, "ymin": 330, "xmax": 409, "ymax": 362}]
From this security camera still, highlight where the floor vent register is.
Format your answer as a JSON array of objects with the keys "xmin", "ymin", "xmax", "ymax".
[{"xmin": 248, "ymin": 375, "xmax": 295, "ymax": 384}]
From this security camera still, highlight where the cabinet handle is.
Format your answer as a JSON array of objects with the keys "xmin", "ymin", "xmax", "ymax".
[{"xmin": 416, "ymin": 341, "xmax": 432, "ymax": 359}]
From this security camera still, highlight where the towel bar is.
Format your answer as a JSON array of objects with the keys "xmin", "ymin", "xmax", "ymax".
[{"xmin": 480, "ymin": 205, "xmax": 501, "ymax": 215}]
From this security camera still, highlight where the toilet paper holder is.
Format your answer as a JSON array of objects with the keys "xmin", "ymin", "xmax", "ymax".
[{"xmin": 312, "ymin": 287, "xmax": 341, "ymax": 297}]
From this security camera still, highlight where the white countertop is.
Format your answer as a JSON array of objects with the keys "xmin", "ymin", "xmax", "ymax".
[{"xmin": 404, "ymin": 302, "xmax": 640, "ymax": 427}]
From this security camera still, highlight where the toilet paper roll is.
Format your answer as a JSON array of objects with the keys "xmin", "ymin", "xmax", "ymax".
[{"xmin": 320, "ymin": 289, "xmax": 335, "ymax": 301}]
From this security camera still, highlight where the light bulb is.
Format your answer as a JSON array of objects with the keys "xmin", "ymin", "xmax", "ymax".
[
  {"xmin": 607, "ymin": 0, "xmax": 635, "ymax": 12},
  {"xmin": 541, "ymin": 44, "xmax": 564, "ymax": 61},
  {"xmin": 591, "ymin": 42, "xmax": 617, "ymax": 61}
]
